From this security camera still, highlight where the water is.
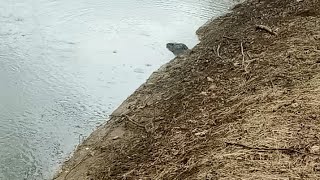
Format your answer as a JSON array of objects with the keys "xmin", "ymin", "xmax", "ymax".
[{"xmin": 0, "ymin": 0, "xmax": 233, "ymax": 179}]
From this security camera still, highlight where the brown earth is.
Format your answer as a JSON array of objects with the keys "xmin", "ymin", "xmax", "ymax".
[{"xmin": 54, "ymin": 0, "xmax": 320, "ymax": 179}]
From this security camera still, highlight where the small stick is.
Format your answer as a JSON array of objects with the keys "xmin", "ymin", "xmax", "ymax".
[
  {"xmin": 123, "ymin": 115, "xmax": 146, "ymax": 130},
  {"xmin": 246, "ymin": 51, "xmax": 252, "ymax": 60},
  {"xmin": 111, "ymin": 114, "xmax": 146, "ymax": 130},
  {"xmin": 240, "ymin": 42, "xmax": 245, "ymax": 69},
  {"xmin": 256, "ymin": 25, "xmax": 277, "ymax": 36},
  {"xmin": 78, "ymin": 134, "xmax": 83, "ymax": 144},
  {"xmin": 244, "ymin": 59, "xmax": 257, "ymax": 72},
  {"xmin": 225, "ymin": 142, "xmax": 314, "ymax": 155},
  {"xmin": 216, "ymin": 44, "xmax": 222, "ymax": 58},
  {"xmin": 244, "ymin": 63, "xmax": 250, "ymax": 73},
  {"xmin": 223, "ymin": 36, "xmax": 237, "ymax": 40},
  {"xmin": 270, "ymin": 79, "xmax": 275, "ymax": 89}
]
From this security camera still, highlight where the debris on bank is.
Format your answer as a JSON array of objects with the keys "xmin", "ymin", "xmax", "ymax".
[{"xmin": 55, "ymin": 0, "xmax": 320, "ymax": 179}]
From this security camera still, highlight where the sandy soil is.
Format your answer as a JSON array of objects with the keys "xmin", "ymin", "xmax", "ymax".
[{"xmin": 54, "ymin": 0, "xmax": 320, "ymax": 179}]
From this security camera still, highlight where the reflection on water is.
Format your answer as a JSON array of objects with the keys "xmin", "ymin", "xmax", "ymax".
[{"xmin": 0, "ymin": 0, "xmax": 233, "ymax": 179}]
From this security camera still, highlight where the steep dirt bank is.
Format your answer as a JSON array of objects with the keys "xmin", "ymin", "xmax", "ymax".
[{"xmin": 55, "ymin": 0, "xmax": 320, "ymax": 179}]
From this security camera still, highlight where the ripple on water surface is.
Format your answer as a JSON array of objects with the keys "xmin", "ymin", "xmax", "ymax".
[{"xmin": 0, "ymin": 0, "xmax": 234, "ymax": 179}]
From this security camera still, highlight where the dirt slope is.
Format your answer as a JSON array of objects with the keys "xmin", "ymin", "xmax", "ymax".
[{"xmin": 55, "ymin": 0, "xmax": 320, "ymax": 179}]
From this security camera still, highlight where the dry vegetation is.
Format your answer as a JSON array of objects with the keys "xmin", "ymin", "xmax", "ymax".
[{"xmin": 55, "ymin": 0, "xmax": 320, "ymax": 179}]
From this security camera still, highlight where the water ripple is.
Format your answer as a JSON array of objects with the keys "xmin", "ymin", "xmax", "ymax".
[{"xmin": 0, "ymin": 0, "xmax": 234, "ymax": 179}]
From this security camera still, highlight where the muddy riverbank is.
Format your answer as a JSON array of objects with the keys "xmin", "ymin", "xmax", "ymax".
[{"xmin": 55, "ymin": 0, "xmax": 320, "ymax": 179}]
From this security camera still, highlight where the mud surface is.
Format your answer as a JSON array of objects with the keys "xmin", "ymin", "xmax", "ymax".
[{"xmin": 55, "ymin": 0, "xmax": 320, "ymax": 179}]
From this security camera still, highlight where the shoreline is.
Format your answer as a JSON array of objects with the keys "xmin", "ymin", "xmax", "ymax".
[{"xmin": 55, "ymin": 0, "xmax": 320, "ymax": 179}]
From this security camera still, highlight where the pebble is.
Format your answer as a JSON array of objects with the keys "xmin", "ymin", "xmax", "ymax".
[
  {"xmin": 310, "ymin": 145, "xmax": 320, "ymax": 153},
  {"xmin": 200, "ymin": 92, "xmax": 208, "ymax": 96},
  {"xmin": 112, "ymin": 136, "xmax": 120, "ymax": 140},
  {"xmin": 291, "ymin": 103, "xmax": 299, "ymax": 108},
  {"xmin": 207, "ymin": 77, "xmax": 214, "ymax": 82}
]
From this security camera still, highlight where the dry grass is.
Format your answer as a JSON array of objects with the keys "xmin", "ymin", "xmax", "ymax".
[{"xmin": 55, "ymin": 0, "xmax": 320, "ymax": 179}]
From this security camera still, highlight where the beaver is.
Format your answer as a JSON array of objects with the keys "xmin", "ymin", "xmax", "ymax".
[{"xmin": 166, "ymin": 43, "xmax": 189, "ymax": 56}]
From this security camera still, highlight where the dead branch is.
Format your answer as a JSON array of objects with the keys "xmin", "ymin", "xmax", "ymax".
[
  {"xmin": 256, "ymin": 25, "xmax": 277, "ymax": 36},
  {"xmin": 225, "ymin": 142, "xmax": 320, "ymax": 156}
]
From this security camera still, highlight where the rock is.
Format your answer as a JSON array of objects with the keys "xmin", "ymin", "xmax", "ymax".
[
  {"xmin": 112, "ymin": 136, "xmax": 120, "ymax": 140},
  {"xmin": 207, "ymin": 77, "xmax": 214, "ymax": 82},
  {"xmin": 291, "ymin": 103, "xmax": 299, "ymax": 108},
  {"xmin": 310, "ymin": 114, "xmax": 317, "ymax": 119},
  {"xmin": 200, "ymin": 91, "xmax": 208, "ymax": 96},
  {"xmin": 166, "ymin": 42, "xmax": 189, "ymax": 56},
  {"xmin": 310, "ymin": 145, "xmax": 320, "ymax": 153}
]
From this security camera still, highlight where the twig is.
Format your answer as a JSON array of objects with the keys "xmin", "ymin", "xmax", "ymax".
[
  {"xmin": 78, "ymin": 134, "xmax": 83, "ymax": 145},
  {"xmin": 123, "ymin": 115, "xmax": 146, "ymax": 130},
  {"xmin": 223, "ymin": 36, "xmax": 237, "ymax": 40},
  {"xmin": 240, "ymin": 42, "xmax": 246, "ymax": 70},
  {"xmin": 244, "ymin": 59, "xmax": 257, "ymax": 72},
  {"xmin": 216, "ymin": 44, "xmax": 222, "ymax": 59},
  {"xmin": 256, "ymin": 25, "xmax": 277, "ymax": 36},
  {"xmin": 246, "ymin": 51, "xmax": 252, "ymax": 60},
  {"xmin": 270, "ymin": 79, "xmax": 275, "ymax": 89},
  {"xmin": 225, "ymin": 142, "xmax": 320, "ymax": 156},
  {"xmin": 109, "ymin": 114, "xmax": 125, "ymax": 119}
]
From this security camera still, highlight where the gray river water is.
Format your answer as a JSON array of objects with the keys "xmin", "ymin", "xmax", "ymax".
[{"xmin": 0, "ymin": 0, "xmax": 233, "ymax": 179}]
